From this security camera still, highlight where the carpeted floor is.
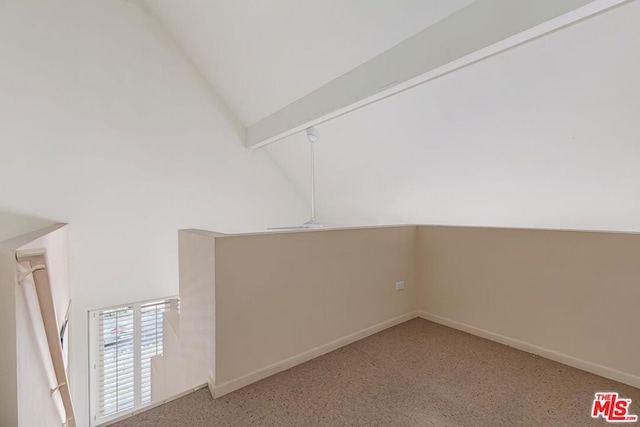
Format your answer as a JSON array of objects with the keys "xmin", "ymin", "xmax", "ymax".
[{"xmin": 112, "ymin": 318, "xmax": 639, "ymax": 426}]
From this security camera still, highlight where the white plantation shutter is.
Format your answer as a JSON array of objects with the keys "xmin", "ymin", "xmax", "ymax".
[
  {"xmin": 91, "ymin": 297, "xmax": 179, "ymax": 426},
  {"xmin": 140, "ymin": 300, "xmax": 170, "ymax": 405},
  {"xmin": 98, "ymin": 306, "xmax": 135, "ymax": 417}
]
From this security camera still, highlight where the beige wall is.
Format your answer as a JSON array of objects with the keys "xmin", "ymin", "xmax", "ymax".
[
  {"xmin": 152, "ymin": 230, "xmax": 217, "ymax": 403},
  {"xmin": 418, "ymin": 225, "xmax": 640, "ymax": 386},
  {"xmin": 179, "ymin": 230, "xmax": 217, "ymax": 388},
  {"xmin": 0, "ymin": 212, "xmax": 55, "ymax": 243},
  {"xmin": 0, "ymin": 251, "xmax": 18, "ymax": 426},
  {"xmin": 214, "ymin": 226, "xmax": 418, "ymax": 390},
  {"xmin": 173, "ymin": 224, "xmax": 639, "ymax": 401}
]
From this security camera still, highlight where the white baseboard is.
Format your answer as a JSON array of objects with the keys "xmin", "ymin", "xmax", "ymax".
[
  {"xmin": 207, "ymin": 371, "xmax": 215, "ymax": 399},
  {"xmin": 212, "ymin": 311, "xmax": 419, "ymax": 398},
  {"xmin": 418, "ymin": 311, "xmax": 640, "ymax": 390}
]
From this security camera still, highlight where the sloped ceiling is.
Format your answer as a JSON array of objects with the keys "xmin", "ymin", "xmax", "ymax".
[
  {"xmin": 146, "ymin": 0, "xmax": 473, "ymax": 125},
  {"xmin": 265, "ymin": 0, "xmax": 640, "ymax": 232}
]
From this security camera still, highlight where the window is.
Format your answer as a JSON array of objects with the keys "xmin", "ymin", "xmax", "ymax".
[{"xmin": 89, "ymin": 297, "xmax": 179, "ymax": 426}]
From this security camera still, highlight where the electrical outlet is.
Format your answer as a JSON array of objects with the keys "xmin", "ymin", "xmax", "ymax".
[{"xmin": 395, "ymin": 281, "xmax": 405, "ymax": 291}]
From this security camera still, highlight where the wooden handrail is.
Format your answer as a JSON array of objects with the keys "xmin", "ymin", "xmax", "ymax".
[{"xmin": 16, "ymin": 249, "xmax": 75, "ymax": 427}]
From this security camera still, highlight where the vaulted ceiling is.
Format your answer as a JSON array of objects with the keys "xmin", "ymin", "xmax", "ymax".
[
  {"xmin": 145, "ymin": 0, "xmax": 640, "ymax": 232},
  {"xmin": 265, "ymin": 0, "xmax": 640, "ymax": 231},
  {"xmin": 146, "ymin": 0, "xmax": 473, "ymax": 125}
]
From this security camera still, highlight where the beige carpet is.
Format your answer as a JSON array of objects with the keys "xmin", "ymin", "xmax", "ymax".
[{"xmin": 113, "ymin": 319, "xmax": 639, "ymax": 426}]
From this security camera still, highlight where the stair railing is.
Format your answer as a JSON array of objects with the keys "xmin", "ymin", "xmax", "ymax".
[{"xmin": 17, "ymin": 249, "xmax": 75, "ymax": 427}]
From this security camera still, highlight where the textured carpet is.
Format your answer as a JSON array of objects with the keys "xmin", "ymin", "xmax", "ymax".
[{"xmin": 112, "ymin": 319, "xmax": 639, "ymax": 426}]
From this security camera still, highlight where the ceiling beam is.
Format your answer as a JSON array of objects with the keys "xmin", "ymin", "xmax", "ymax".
[{"xmin": 246, "ymin": 0, "xmax": 631, "ymax": 149}]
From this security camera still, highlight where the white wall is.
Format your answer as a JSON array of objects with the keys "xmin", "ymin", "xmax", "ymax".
[
  {"xmin": 0, "ymin": 1, "xmax": 307, "ymax": 425},
  {"xmin": 266, "ymin": 0, "xmax": 640, "ymax": 233}
]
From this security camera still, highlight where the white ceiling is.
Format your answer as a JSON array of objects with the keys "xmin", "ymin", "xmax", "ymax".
[
  {"xmin": 146, "ymin": 0, "xmax": 473, "ymax": 125},
  {"xmin": 266, "ymin": 0, "xmax": 640, "ymax": 232}
]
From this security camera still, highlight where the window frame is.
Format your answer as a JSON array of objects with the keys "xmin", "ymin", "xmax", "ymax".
[{"xmin": 88, "ymin": 296, "xmax": 179, "ymax": 426}]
